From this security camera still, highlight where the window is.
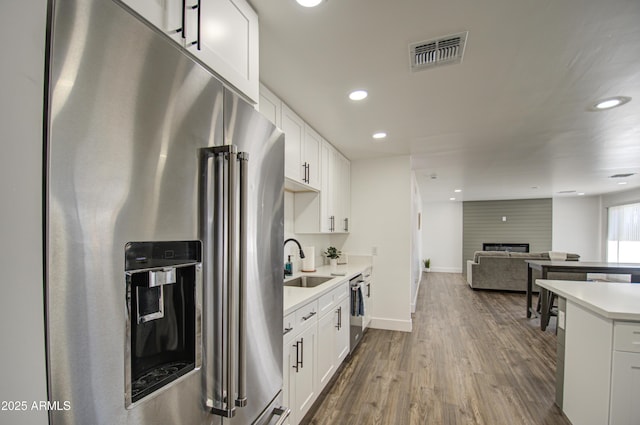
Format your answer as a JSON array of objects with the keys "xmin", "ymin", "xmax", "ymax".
[{"xmin": 607, "ymin": 202, "xmax": 640, "ymax": 263}]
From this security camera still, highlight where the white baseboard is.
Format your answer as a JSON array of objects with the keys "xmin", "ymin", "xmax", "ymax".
[
  {"xmin": 369, "ymin": 317, "xmax": 412, "ymax": 332},
  {"xmin": 430, "ymin": 267, "xmax": 462, "ymax": 273}
]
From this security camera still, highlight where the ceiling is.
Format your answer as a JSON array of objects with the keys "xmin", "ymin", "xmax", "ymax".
[{"xmin": 248, "ymin": 0, "xmax": 640, "ymax": 202}]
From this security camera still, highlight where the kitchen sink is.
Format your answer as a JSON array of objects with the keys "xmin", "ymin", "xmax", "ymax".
[{"xmin": 284, "ymin": 275, "xmax": 333, "ymax": 288}]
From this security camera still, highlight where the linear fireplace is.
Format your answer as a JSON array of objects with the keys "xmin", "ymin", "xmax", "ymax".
[{"xmin": 482, "ymin": 243, "xmax": 529, "ymax": 252}]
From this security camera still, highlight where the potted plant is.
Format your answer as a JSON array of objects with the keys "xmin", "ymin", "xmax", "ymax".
[
  {"xmin": 324, "ymin": 246, "xmax": 342, "ymax": 272},
  {"xmin": 423, "ymin": 258, "xmax": 431, "ymax": 272}
]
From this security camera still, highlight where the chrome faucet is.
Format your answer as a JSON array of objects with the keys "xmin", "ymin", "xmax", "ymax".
[{"xmin": 283, "ymin": 238, "xmax": 305, "ymax": 259}]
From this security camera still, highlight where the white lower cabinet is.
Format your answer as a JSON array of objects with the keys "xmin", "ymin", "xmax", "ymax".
[
  {"xmin": 335, "ymin": 296, "xmax": 350, "ymax": 364},
  {"xmin": 610, "ymin": 321, "xmax": 640, "ymax": 425},
  {"xmin": 316, "ymin": 308, "xmax": 337, "ymax": 391},
  {"xmin": 290, "ymin": 323, "xmax": 317, "ymax": 423},
  {"xmin": 562, "ymin": 304, "xmax": 640, "ymax": 425},
  {"xmin": 610, "ymin": 351, "xmax": 640, "ymax": 424},
  {"xmin": 284, "ymin": 281, "xmax": 350, "ymax": 425}
]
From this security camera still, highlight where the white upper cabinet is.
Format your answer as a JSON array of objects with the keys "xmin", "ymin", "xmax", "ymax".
[
  {"xmin": 281, "ymin": 104, "xmax": 305, "ymax": 184},
  {"xmin": 121, "ymin": 0, "xmax": 259, "ymax": 103},
  {"xmin": 302, "ymin": 125, "xmax": 321, "ymax": 191},
  {"xmin": 335, "ymin": 151, "xmax": 351, "ymax": 232},
  {"xmin": 120, "ymin": 0, "xmax": 184, "ymax": 43},
  {"xmin": 294, "ymin": 143, "xmax": 350, "ymax": 234},
  {"xmin": 280, "ymin": 105, "xmax": 321, "ymax": 191},
  {"xmin": 257, "ymin": 85, "xmax": 351, "ymax": 233},
  {"xmin": 258, "ymin": 84, "xmax": 282, "ymax": 128},
  {"xmin": 186, "ymin": 0, "xmax": 259, "ymax": 103}
]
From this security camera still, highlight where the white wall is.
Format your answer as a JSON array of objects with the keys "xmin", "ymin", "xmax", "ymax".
[
  {"xmin": 343, "ymin": 156, "xmax": 413, "ymax": 332},
  {"xmin": 422, "ymin": 201, "xmax": 463, "ymax": 273},
  {"xmin": 410, "ymin": 173, "xmax": 423, "ymax": 313},
  {"xmin": 0, "ymin": 1, "xmax": 48, "ymax": 424},
  {"xmin": 552, "ymin": 196, "xmax": 602, "ymax": 261}
]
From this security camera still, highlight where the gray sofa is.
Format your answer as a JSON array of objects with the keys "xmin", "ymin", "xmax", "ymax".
[{"xmin": 466, "ymin": 251, "xmax": 586, "ymax": 291}]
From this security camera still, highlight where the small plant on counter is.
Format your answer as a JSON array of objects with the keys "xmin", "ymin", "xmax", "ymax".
[{"xmin": 324, "ymin": 246, "xmax": 342, "ymax": 259}]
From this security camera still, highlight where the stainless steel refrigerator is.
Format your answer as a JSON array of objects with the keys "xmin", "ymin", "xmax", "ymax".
[{"xmin": 45, "ymin": 1, "xmax": 286, "ymax": 424}]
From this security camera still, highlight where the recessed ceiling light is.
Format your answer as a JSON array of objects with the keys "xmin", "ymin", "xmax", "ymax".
[
  {"xmin": 590, "ymin": 96, "xmax": 632, "ymax": 111},
  {"xmin": 349, "ymin": 90, "xmax": 368, "ymax": 101},
  {"xmin": 449, "ymin": 197, "xmax": 456, "ymax": 201},
  {"xmin": 296, "ymin": 0, "xmax": 323, "ymax": 7},
  {"xmin": 618, "ymin": 181, "xmax": 628, "ymax": 185},
  {"xmin": 454, "ymin": 189, "xmax": 462, "ymax": 193},
  {"xmin": 578, "ymin": 192, "xmax": 585, "ymax": 196},
  {"xmin": 372, "ymin": 132, "xmax": 387, "ymax": 140}
]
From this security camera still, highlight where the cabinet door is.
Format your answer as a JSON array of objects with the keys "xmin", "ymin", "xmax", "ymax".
[
  {"xmin": 120, "ymin": 0, "xmax": 183, "ymax": 43},
  {"xmin": 259, "ymin": 84, "xmax": 281, "ymax": 128},
  {"xmin": 284, "ymin": 343, "xmax": 295, "ymax": 425},
  {"xmin": 363, "ymin": 276, "xmax": 372, "ymax": 328},
  {"xmin": 292, "ymin": 325, "xmax": 317, "ymax": 422},
  {"xmin": 335, "ymin": 297, "xmax": 350, "ymax": 364},
  {"xmin": 317, "ymin": 311, "xmax": 336, "ymax": 391},
  {"xmin": 338, "ymin": 154, "xmax": 351, "ymax": 232},
  {"xmin": 186, "ymin": 0, "xmax": 259, "ymax": 102},
  {"xmin": 610, "ymin": 351, "xmax": 640, "ymax": 425},
  {"xmin": 282, "ymin": 104, "xmax": 304, "ymax": 183},
  {"xmin": 319, "ymin": 142, "xmax": 333, "ymax": 232},
  {"xmin": 303, "ymin": 126, "xmax": 321, "ymax": 190}
]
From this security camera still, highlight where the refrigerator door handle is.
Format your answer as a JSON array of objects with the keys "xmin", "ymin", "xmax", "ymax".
[
  {"xmin": 201, "ymin": 145, "xmax": 238, "ymax": 418},
  {"xmin": 236, "ymin": 152, "xmax": 249, "ymax": 408}
]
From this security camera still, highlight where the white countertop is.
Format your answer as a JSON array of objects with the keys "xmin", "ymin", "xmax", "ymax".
[
  {"xmin": 283, "ymin": 262, "xmax": 371, "ymax": 315},
  {"xmin": 536, "ymin": 279, "xmax": 640, "ymax": 321}
]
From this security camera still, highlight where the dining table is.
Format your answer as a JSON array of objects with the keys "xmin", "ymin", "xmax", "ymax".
[{"xmin": 525, "ymin": 260, "xmax": 640, "ymax": 330}]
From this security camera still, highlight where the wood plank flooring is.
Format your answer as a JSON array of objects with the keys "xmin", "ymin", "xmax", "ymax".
[{"xmin": 302, "ymin": 272, "xmax": 571, "ymax": 425}]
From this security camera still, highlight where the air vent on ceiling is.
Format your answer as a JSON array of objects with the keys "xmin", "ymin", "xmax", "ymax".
[
  {"xmin": 410, "ymin": 31, "xmax": 468, "ymax": 72},
  {"xmin": 609, "ymin": 173, "xmax": 636, "ymax": 178}
]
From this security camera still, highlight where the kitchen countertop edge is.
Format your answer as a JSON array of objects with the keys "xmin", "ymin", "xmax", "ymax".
[{"xmin": 536, "ymin": 279, "xmax": 640, "ymax": 321}]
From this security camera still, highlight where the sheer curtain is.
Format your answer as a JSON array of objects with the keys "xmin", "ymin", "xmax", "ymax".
[{"xmin": 607, "ymin": 202, "xmax": 640, "ymax": 263}]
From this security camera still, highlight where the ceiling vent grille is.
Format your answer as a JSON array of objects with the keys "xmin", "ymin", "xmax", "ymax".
[
  {"xmin": 610, "ymin": 173, "xmax": 636, "ymax": 178},
  {"xmin": 410, "ymin": 31, "xmax": 468, "ymax": 72}
]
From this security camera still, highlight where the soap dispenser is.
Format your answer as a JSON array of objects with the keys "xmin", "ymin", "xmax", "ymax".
[{"xmin": 284, "ymin": 255, "xmax": 293, "ymax": 276}]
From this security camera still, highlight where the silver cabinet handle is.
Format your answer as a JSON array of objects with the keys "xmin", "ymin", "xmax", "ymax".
[
  {"xmin": 335, "ymin": 306, "xmax": 341, "ymax": 329},
  {"xmin": 273, "ymin": 406, "xmax": 292, "ymax": 425},
  {"xmin": 300, "ymin": 337, "xmax": 304, "ymax": 368},
  {"xmin": 302, "ymin": 311, "xmax": 316, "ymax": 321},
  {"xmin": 283, "ymin": 327, "xmax": 293, "ymax": 336},
  {"xmin": 367, "ymin": 283, "xmax": 371, "ymax": 298},
  {"xmin": 344, "ymin": 218, "xmax": 349, "ymax": 232}
]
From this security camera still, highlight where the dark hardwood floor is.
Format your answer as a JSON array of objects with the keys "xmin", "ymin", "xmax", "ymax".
[{"xmin": 303, "ymin": 272, "xmax": 571, "ymax": 425}]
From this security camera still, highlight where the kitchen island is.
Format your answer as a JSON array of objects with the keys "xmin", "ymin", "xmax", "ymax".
[{"xmin": 536, "ymin": 279, "xmax": 640, "ymax": 425}]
